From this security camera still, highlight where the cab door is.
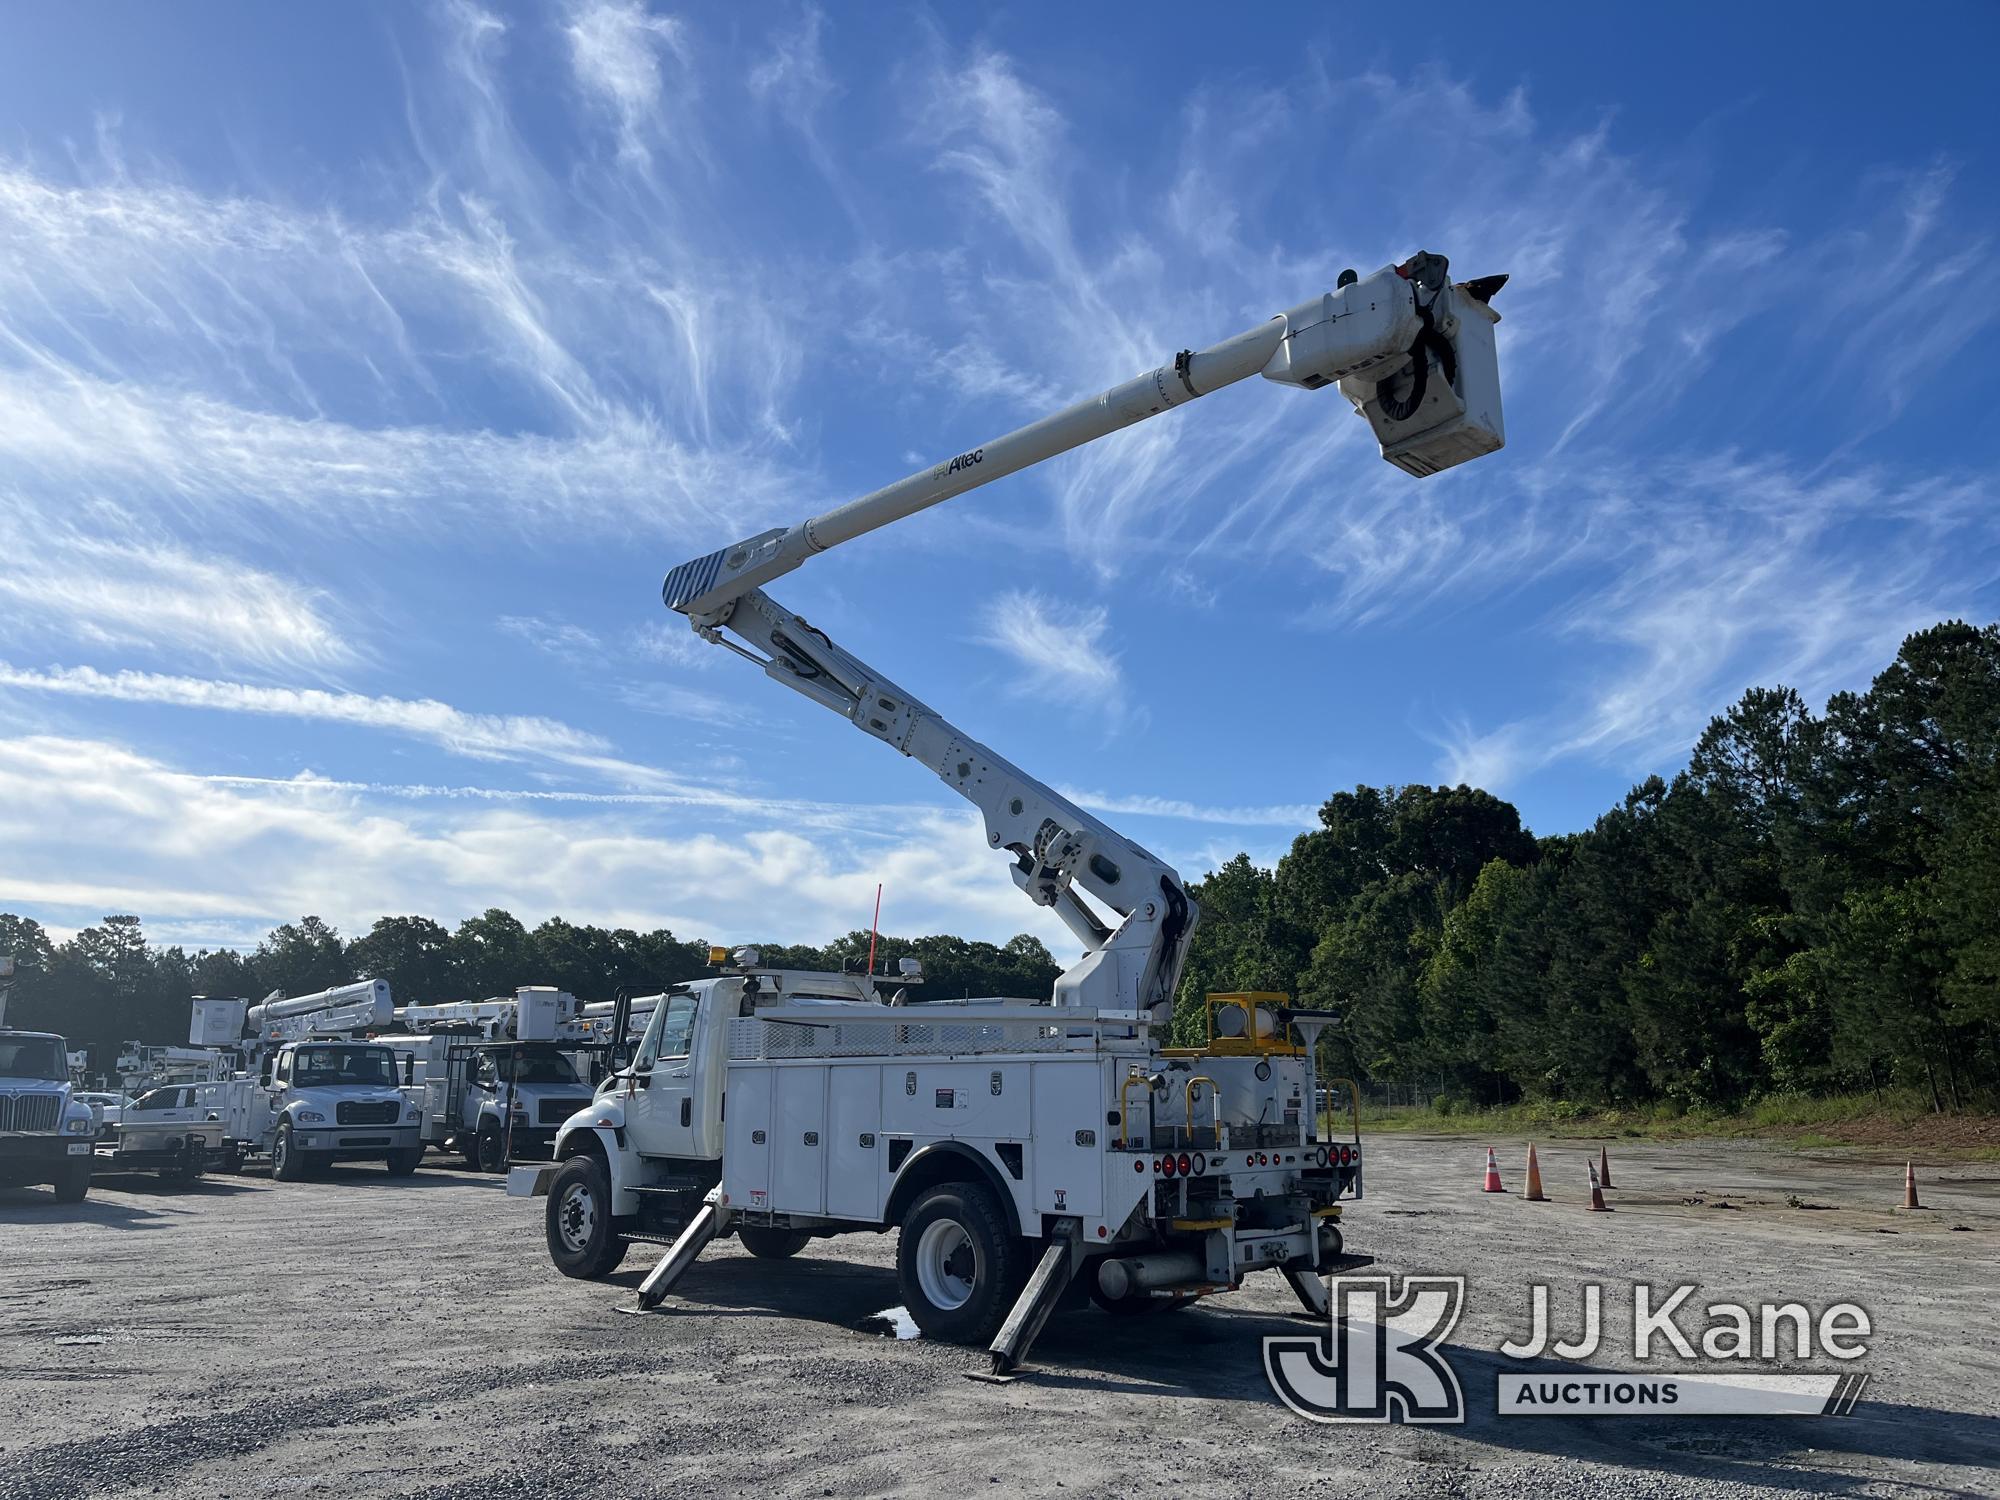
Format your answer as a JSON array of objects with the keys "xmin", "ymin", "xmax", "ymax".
[{"xmin": 627, "ymin": 990, "xmax": 703, "ymax": 1161}]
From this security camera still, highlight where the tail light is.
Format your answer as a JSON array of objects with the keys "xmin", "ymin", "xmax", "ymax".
[
  {"xmin": 1159, "ymin": 1153, "xmax": 1178, "ymax": 1178},
  {"xmin": 1177, "ymin": 1152, "xmax": 1192, "ymax": 1177},
  {"xmin": 1134, "ymin": 1158, "xmax": 1146, "ymax": 1173},
  {"xmin": 1257, "ymin": 1152, "xmax": 1268, "ymax": 1166},
  {"xmin": 1341, "ymin": 1145, "xmax": 1354, "ymax": 1166}
]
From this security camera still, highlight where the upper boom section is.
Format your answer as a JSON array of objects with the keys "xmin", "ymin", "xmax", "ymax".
[{"xmin": 665, "ymin": 253, "xmax": 1503, "ymax": 622}]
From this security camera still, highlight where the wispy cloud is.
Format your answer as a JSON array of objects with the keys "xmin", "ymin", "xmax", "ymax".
[
  {"xmin": 1428, "ymin": 456, "xmax": 1997, "ymax": 789},
  {"xmin": 0, "ymin": 506, "xmax": 354, "ymax": 674},
  {"xmin": 563, "ymin": 0, "xmax": 691, "ymax": 171},
  {"xmin": 977, "ymin": 589, "xmax": 1121, "ymax": 697}
]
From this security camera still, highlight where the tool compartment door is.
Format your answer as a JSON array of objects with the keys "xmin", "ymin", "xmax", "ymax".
[
  {"xmin": 825, "ymin": 1064, "xmax": 883, "ymax": 1220},
  {"xmin": 721, "ymin": 1063, "xmax": 775, "ymax": 1212},
  {"xmin": 770, "ymin": 1065, "xmax": 828, "ymax": 1215}
]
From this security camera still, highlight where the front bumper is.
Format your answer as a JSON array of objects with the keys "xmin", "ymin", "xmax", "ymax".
[
  {"xmin": 0, "ymin": 1134, "xmax": 92, "ymax": 1165},
  {"xmin": 296, "ymin": 1125, "xmax": 421, "ymax": 1158}
]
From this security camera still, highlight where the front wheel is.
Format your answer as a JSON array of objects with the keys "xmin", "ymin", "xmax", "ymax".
[
  {"xmin": 385, "ymin": 1146, "xmax": 422, "ymax": 1177},
  {"xmin": 545, "ymin": 1155, "xmax": 628, "ymax": 1279},
  {"xmin": 476, "ymin": 1123, "xmax": 507, "ymax": 1174},
  {"xmin": 272, "ymin": 1122, "xmax": 306, "ymax": 1182},
  {"xmin": 895, "ymin": 1182, "xmax": 1022, "ymax": 1345},
  {"xmin": 52, "ymin": 1162, "xmax": 91, "ymax": 1203},
  {"xmin": 738, "ymin": 1225, "xmax": 810, "ymax": 1260}
]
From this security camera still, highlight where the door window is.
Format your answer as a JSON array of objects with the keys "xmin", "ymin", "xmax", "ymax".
[{"xmin": 657, "ymin": 994, "xmax": 699, "ymax": 1059}]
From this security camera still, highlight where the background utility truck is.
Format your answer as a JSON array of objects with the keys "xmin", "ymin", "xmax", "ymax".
[
  {"xmin": 191, "ymin": 982, "xmax": 423, "ymax": 1179},
  {"xmin": 0, "ymin": 957, "xmax": 98, "ymax": 1202},
  {"xmin": 514, "ymin": 249, "xmax": 1508, "ymax": 1376},
  {"xmin": 385, "ymin": 988, "xmax": 598, "ymax": 1171}
]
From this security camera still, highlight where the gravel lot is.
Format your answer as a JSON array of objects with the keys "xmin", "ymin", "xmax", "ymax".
[{"xmin": 2, "ymin": 1135, "xmax": 1995, "ymax": 1499}]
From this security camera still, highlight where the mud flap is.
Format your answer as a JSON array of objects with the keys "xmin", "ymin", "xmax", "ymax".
[
  {"xmin": 625, "ymin": 1191, "xmax": 727, "ymax": 1313},
  {"xmin": 971, "ymin": 1222, "xmax": 1081, "ymax": 1383}
]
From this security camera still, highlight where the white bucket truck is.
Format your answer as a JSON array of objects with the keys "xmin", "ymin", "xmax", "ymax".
[
  {"xmin": 192, "ymin": 982, "xmax": 423, "ymax": 1180},
  {"xmin": 515, "ymin": 249, "xmax": 1505, "ymax": 1374},
  {"xmin": 384, "ymin": 988, "xmax": 598, "ymax": 1171}
]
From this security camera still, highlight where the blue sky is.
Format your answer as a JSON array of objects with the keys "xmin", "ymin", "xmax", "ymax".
[{"xmin": 1, "ymin": 3, "xmax": 1996, "ymax": 957}]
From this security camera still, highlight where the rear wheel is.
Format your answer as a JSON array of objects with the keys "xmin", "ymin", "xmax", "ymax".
[
  {"xmin": 52, "ymin": 1162, "xmax": 90, "ymax": 1204},
  {"xmin": 738, "ymin": 1226, "xmax": 811, "ymax": 1260},
  {"xmin": 895, "ymin": 1182, "xmax": 1022, "ymax": 1345},
  {"xmin": 545, "ymin": 1155, "xmax": 628, "ymax": 1279}
]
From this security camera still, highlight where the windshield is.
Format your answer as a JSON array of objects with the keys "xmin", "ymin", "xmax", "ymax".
[
  {"xmin": 491, "ymin": 1050, "xmax": 580, "ymax": 1085},
  {"xmin": 0, "ymin": 1036, "xmax": 66, "ymax": 1081},
  {"xmin": 293, "ymin": 1045, "xmax": 398, "ymax": 1087}
]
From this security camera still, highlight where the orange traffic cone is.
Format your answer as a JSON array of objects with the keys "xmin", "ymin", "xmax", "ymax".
[
  {"xmin": 1587, "ymin": 1159, "xmax": 1611, "ymax": 1212},
  {"xmin": 1524, "ymin": 1145, "xmax": 1549, "ymax": 1202},
  {"xmin": 1598, "ymin": 1144, "xmax": 1615, "ymax": 1190},
  {"xmin": 1482, "ymin": 1146, "xmax": 1505, "ymax": 1193},
  {"xmin": 1903, "ymin": 1161, "xmax": 1922, "ymax": 1210}
]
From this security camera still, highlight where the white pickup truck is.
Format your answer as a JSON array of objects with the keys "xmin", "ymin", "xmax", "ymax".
[
  {"xmin": 92, "ymin": 1082, "xmax": 227, "ymax": 1182},
  {"xmin": 512, "ymin": 961, "xmax": 1363, "ymax": 1371}
]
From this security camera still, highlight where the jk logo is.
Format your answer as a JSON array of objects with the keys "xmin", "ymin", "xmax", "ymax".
[{"xmin": 1264, "ymin": 1276, "xmax": 1467, "ymax": 1423}]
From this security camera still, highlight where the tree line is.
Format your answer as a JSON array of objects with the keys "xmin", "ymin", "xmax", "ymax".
[
  {"xmin": 1172, "ymin": 620, "xmax": 2000, "ymax": 1113},
  {"xmin": 0, "ymin": 907, "xmax": 1061, "ymax": 1066},
  {"xmin": 6, "ymin": 620, "xmax": 1996, "ymax": 1113}
]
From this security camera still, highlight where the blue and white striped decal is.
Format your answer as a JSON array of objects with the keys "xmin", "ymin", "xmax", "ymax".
[{"xmin": 662, "ymin": 547, "xmax": 728, "ymax": 613}]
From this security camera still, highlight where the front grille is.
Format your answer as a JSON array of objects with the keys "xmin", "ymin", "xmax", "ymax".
[
  {"xmin": 0, "ymin": 1094, "xmax": 61, "ymax": 1132},
  {"xmin": 538, "ymin": 1097, "xmax": 589, "ymax": 1125},
  {"xmin": 335, "ymin": 1099, "xmax": 401, "ymax": 1126}
]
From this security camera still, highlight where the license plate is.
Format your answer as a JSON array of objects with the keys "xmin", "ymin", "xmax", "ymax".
[{"xmin": 66, "ymin": 1142, "xmax": 91, "ymax": 1155}]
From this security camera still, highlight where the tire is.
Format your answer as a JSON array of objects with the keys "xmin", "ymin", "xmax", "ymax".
[
  {"xmin": 545, "ymin": 1155, "xmax": 628, "ymax": 1279},
  {"xmin": 222, "ymin": 1144, "xmax": 246, "ymax": 1174},
  {"xmin": 476, "ymin": 1122, "xmax": 507, "ymax": 1174},
  {"xmin": 385, "ymin": 1146, "xmax": 423, "ymax": 1177},
  {"xmin": 738, "ymin": 1226, "xmax": 811, "ymax": 1260},
  {"xmin": 52, "ymin": 1162, "xmax": 90, "ymax": 1204},
  {"xmin": 895, "ymin": 1182, "xmax": 1022, "ymax": 1345},
  {"xmin": 272, "ymin": 1122, "xmax": 306, "ymax": 1182}
]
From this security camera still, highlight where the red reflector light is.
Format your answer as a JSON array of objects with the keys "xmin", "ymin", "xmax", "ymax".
[
  {"xmin": 1160, "ymin": 1154, "xmax": 1177, "ymax": 1178},
  {"xmin": 1177, "ymin": 1152, "xmax": 1192, "ymax": 1177},
  {"xmin": 1341, "ymin": 1145, "xmax": 1354, "ymax": 1165},
  {"xmin": 1257, "ymin": 1153, "xmax": 1268, "ymax": 1166},
  {"xmin": 1134, "ymin": 1158, "xmax": 1146, "ymax": 1173},
  {"xmin": 1245, "ymin": 1155, "xmax": 1255, "ymax": 1167}
]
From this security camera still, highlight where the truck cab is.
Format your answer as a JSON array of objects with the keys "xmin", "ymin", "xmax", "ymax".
[
  {"xmin": 392, "ymin": 1036, "xmax": 596, "ymax": 1172},
  {"xmin": 263, "ymin": 1040, "xmax": 423, "ymax": 1181},
  {"xmin": 0, "ymin": 1026, "xmax": 97, "ymax": 1202}
]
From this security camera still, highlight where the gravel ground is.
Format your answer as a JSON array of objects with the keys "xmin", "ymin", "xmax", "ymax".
[{"xmin": 2, "ymin": 1136, "xmax": 1995, "ymax": 1499}]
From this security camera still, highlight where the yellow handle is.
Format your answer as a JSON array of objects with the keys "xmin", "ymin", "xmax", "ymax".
[
  {"xmin": 1325, "ymin": 1076, "xmax": 1361, "ymax": 1142},
  {"xmin": 1185, "ymin": 1075, "xmax": 1220, "ymax": 1147}
]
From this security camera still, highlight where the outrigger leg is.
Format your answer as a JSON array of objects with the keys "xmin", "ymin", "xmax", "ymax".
[
  {"xmin": 1282, "ymin": 1265, "xmax": 1331, "ymax": 1319},
  {"xmin": 629, "ymin": 1191, "xmax": 726, "ymax": 1313},
  {"xmin": 972, "ymin": 1221, "xmax": 1083, "ymax": 1383}
]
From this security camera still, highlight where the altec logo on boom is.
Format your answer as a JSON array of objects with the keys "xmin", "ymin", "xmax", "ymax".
[{"xmin": 1265, "ymin": 1277, "xmax": 1875, "ymax": 1423}]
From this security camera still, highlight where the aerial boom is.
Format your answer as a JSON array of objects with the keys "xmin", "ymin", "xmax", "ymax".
[{"xmin": 662, "ymin": 251, "xmax": 1506, "ymax": 1020}]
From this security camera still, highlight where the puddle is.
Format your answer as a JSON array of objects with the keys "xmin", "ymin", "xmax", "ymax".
[{"xmin": 854, "ymin": 1305, "xmax": 921, "ymax": 1340}]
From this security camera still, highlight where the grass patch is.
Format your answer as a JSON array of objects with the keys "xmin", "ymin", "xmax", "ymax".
[{"xmin": 1344, "ymin": 1089, "xmax": 2000, "ymax": 1155}]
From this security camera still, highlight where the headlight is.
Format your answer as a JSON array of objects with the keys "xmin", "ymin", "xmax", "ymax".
[
  {"xmin": 297, "ymin": 1110, "xmax": 326, "ymax": 1124},
  {"xmin": 64, "ymin": 1115, "xmax": 94, "ymax": 1135}
]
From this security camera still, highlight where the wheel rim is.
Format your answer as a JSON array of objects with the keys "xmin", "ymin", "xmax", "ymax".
[
  {"xmin": 275, "ymin": 1133, "xmax": 289, "ymax": 1172},
  {"xmin": 557, "ymin": 1181, "xmax": 597, "ymax": 1253},
  {"xmin": 915, "ymin": 1218, "xmax": 977, "ymax": 1311}
]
